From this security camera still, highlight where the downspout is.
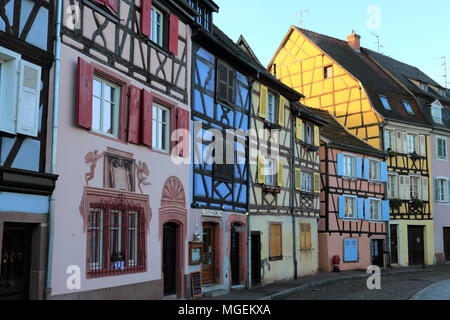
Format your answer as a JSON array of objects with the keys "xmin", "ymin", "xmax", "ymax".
[
  {"xmin": 47, "ymin": 0, "xmax": 62, "ymax": 291},
  {"xmin": 247, "ymin": 76, "xmax": 255, "ymax": 290},
  {"xmin": 291, "ymin": 107, "xmax": 298, "ymax": 279},
  {"xmin": 380, "ymin": 125, "xmax": 391, "ymax": 268}
]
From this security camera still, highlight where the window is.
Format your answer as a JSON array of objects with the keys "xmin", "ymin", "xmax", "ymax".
[
  {"xmin": 152, "ymin": 103, "xmax": 170, "ymax": 153},
  {"xmin": 87, "ymin": 201, "xmax": 146, "ymax": 278},
  {"xmin": 410, "ymin": 176, "xmax": 420, "ymax": 199},
  {"xmin": 384, "ymin": 130, "xmax": 394, "ymax": 151},
  {"xmin": 432, "ymin": 104, "xmax": 443, "ymax": 124},
  {"xmin": 402, "ymin": 100, "xmax": 414, "ymax": 115},
  {"xmin": 388, "ymin": 173, "xmax": 398, "ymax": 199},
  {"xmin": 304, "ymin": 123, "xmax": 313, "ymax": 145},
  {"xmin": 437, "ymin": 136, "xmax": 448, "ymax": 160},
  {"xmin": 368, "ymin": 159, "xmax": 380, "ymax": 181},
  {"xmin": 216, "ymin": 60, "xmax": 235, "ymax": 105},
  {"xmin": 301, "ymin": 172, "xmax": 312, "ymax": 192},
  {"xmin": 269, "ymin": 223, "xmax": 282, "ymax": 260},
  {"xmin": 435, "ymin": 178, "xmax": 448, "ymax": 203},
  {"xmin": 265, "ymin": 159, "xmax": 275, "ymax": 186},
  {"xmin": 299, "ymin": 223, "xmax": 311, "ymax": 250},
  {"xmin": 150, "ymin": 7, "xmax": 164, "ymax": 47},
  {"xmin": 267, "ymin": 92, "xmax": 276, "ymax": 123},
  {"xmin": 407, "ymin": 134, "xmax": 417, "ymax": 154},
  {"xmin": 344, "ymin": 239, "xmax": 358, "ymax": 262},
  {"xmin": 343, "ymin": 155, "xmax": 356, "ymax": 177},
  {"xmin": 370, "ymin": 199, "xmax": 382, "ymax": 220},
  {"xmin": 379, "ymin": 95, "xmax": 392, "ymax": 111},
  {"xmin": 344, "ymin": 196, "xmax": 357, "ymax": 219},
  {"xmin": 92, "ymin": 77, "xmax": 120, "ymax": 137},
  {"xmin": 324, "ymin": 66, "xmax": 333, "ymax": 79}
]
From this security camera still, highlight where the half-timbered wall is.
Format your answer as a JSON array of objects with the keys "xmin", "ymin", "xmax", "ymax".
[{"xmin": 269, "ymin": 28, "xmax": 383, "ymax": 149}]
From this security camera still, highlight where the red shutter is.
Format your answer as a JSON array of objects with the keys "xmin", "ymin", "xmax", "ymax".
[
  {"xmin": 141, "ymin": 89, "xmax": 153, "ymax": 147},
  {"xmin": 128, "ymin": 85, "xmax": 141, "ymax": 144},
  {"xmin": 169, "ymin": 14, "xmax": 179, "ymax": 56},
  {"xmin": 176, "ymin": 107, "xmax": 190, "ymax": 157},
  {"xmin": 77, "ymin": 57, "xmax": 93, "ymax": 130},
  {"xmin": 93, "ymin": 0, "xmax": 106, "ymax": 5},
  {"xmin": 106, "ymin": 0, "xmax": 118, "ymax": 13},
  {"xmin": 141, "ymin": 0, "xmax": 152, "ymax": 38}
]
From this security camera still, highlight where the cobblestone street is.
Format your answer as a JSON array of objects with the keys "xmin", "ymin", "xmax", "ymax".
[{"xmin": 283, "ymin": 265, "xmax": 450, "ymax": 300}]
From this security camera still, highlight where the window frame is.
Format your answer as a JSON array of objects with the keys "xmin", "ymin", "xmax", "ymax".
[
  {"xmin": 216, "ymin": 59, "xmax": 236, "ymax": 106},
  {"xmin": 92, "ymin": 76, "xmax": 121, "ymax": 138},
  {"xmin": 343, "ymin": 154, "xmax": 356, "ymax": 178},
  {"xmin": 324, "ymin": 65, "xmax": 333, "ymax": 79},
  {"xmin": 304, "ymin": 122, "xmax": 313, "ymax": 145},
  {"xmin": 152, "ymin": 102, "xmax": 171, "ymax": 153},
  {"xmin": 431, "ymin": 104, "xmax": 443, "ymax": 124},
  {"xmin": 379, "ymin": 95, "xmax": 392, "ymax": 111},
  {"xmin": 384, "ymin": 129, "xmax": 394, "ymax": 151},
  {"xmin": 402, "ymin": 100, "xmax": 415, "ymax": 115},
  {"xmin": 436, "ymin": 136, "xmax": 448, "ymax": 160},
  {"xmin": 410, "ymin": 175, "xmax": 421, "ymax": 199},
  {"xmin": 343, "ymin": 195, "xmax": 358, "ymax": 220},
  {"xmin": 150, "ymin": 6, "xmax": 165, "ymax": 47},
  {"xmin": 265, "ymin": 158, "xmax": 275, "ymax": 186},
  {"xmin": 369, "ymin": 198, "xmax": 382, "ymax": 221},
  {"xmin": 368, "ymin": 159, "xmax": 381, "ymax": 182},
  {"xmin": 301, "ymin": 171, "xmax": 313, "ymax": 193},
  {"xmin": 388, "ymin": 172, "xmax": 398, "ymax": 199},
  {"xmin": 266, "ymin": 91, "xmax": 277, "ymax": 124},
  {"xmin": 407, "ymin": 133, "xmax": 417, "ymax": 154}
]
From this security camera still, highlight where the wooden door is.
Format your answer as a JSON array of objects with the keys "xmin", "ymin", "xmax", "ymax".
[
  {"xmin": 163, "ymin": 223, "xmax": 177, "ymax": 296},
  {"xmin": 202, "ymin": 223, "xmax": 215, "ymax": 285},
  {"xmin": 443, "ymin": 228, "xmax": 450, "ymax": 262},
  {"xmin": 390, "ymin": 225, "xmax": 398, "ymax": 264},
  {"xmin": 408, "ymin": 226, "xmax": 425, "ymax": 266},
  {"xmin": 230, "ymin": 224, "xmax": 240, "ymax": 285},
  {"xmin": 371, "ymin": 239, "xmax": 384, "ymax": 267},
  {"xmin": 0, "ymin": 224, "xmax": 32, "ymax": 300},
  {"xmin": 251, "ymin": 232, "xmax": 261, "ymax": 284}
]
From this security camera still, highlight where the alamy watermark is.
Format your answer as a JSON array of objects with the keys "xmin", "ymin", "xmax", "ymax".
[{"xmin": 366, "ymin": 265, "xmax": 381, "ymax": 290}]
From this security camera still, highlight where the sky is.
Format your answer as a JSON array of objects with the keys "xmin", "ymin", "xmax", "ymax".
[{"xmin": 213, "ymin": 0, "xmax": 450, "ymax": 88}]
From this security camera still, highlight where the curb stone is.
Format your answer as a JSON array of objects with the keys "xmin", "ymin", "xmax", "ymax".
[
  {"xmin": 409, "ymin": 278, "xmax": 450, "ymax": 300},
  {"xmin": 259, "ymin": 268, "xmax": 433, "ymax": 300}
]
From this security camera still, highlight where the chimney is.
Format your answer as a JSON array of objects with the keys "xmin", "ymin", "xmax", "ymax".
[{"xmin": 347, "ymin": 31, "xmax": 361, "ymax": 52}]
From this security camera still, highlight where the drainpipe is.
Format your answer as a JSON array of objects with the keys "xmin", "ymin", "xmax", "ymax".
[
  {"xmin": 291, "ymin": 107, "xmax": 298, "ymax": 279},
  {"xmin": 246, "ymin": 77, "xmax": 254, "ymax": 290},
  {"xmin": 381, "ymin": 125, "xmax": 391, "ymax": 268},
  {"xmin": 47, "ymin": 0, "xmax": 63, "ymax": 292}
]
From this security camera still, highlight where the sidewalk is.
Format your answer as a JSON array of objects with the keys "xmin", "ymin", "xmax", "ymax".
[{"xmin": 200, "ymin": 265, "xmax": 434, "ymax": 300}]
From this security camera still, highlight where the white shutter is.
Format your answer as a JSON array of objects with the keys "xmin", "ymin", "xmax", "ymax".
[
  {"xmin": 421, "ymin": 177, "xmax": 429, "ymax": 201},
  {"xmin": 419, "ymin": 135, "xmax": 426, "ymax": 156},
  {"xmin": 16, "ymin": 60, "xmax": 41, "ymax": 137},
  {"xmin": 399, "ymin": 176, "xmax": 411, "ymax": 200},
  {"xmin": 402, "ymin": 132, "xmax": 408, "ymax": 154},
  {"xmin": 396, "ymin": 131, "xmax": 402, "ymax": 153},
  {"xmin": 0, "ymin": 49, "xmax": 20, "ymax": 134}
]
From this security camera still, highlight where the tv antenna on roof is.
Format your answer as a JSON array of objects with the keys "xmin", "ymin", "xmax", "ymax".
[
  {"xmin": 290, "ymin": 9, "xmax": 310, "ymax": 28},
  {"xmin": 370, "ymin": 32, "xmax": 383, "ymax": 53},
  {"xmin": 433, "ymin": 56, "xmax": 448, "ymax": 88}
]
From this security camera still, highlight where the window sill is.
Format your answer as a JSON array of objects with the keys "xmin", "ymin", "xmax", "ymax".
[
  {"xmin": 82, "ymin": 0, "xmax": 119, "ymax": 23},
  {"xmin": 263, "ymin": 185, "xmax": 281, "ymax": 194},
  {"xmin": 300, "ymin": 142, "xmax": 319, "ymax": 152},
  {"xmin": 263, "ymin": 121, "xmax": 281, "ymax": 130},
  {"xmin": 146, "ymin": 39, "xmax": 172, "ymax": 58},
  {"xmin": 269, "ymin": 256, "xmax": 283, "ymax": 262}
]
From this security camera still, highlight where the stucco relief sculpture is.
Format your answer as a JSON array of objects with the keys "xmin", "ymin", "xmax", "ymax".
[
  {"xmin": 107, "ymin": 156, "xmax": 134, "ymax": 191},
  {"xmin": 85, "ymin": 150, "xmax": 104, "ymax": 186},
  {"xmin": 136, "ymin": 160, "xmax": 151, "ymax": 194}
]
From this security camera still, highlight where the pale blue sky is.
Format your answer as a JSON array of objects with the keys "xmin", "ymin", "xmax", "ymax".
[{"xmin": 213, "ymin": 0, "xmax": 450, "ymax": 88}]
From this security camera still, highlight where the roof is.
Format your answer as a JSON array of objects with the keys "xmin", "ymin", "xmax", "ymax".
[
  {"xmin": 294, "ymin": 27, "xmax": 429, "ymax": 127},
  {"xmin": 309, "ymin": 107, "xmax": 386, "ymax": 157}
]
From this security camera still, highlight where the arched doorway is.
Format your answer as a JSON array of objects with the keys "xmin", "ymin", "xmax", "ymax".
[{"xmin": 159, "ymin": 177, "xmax": 187, "ymax": 298}]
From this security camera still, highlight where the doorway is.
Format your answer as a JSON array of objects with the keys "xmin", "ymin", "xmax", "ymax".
[
  {"xmin": 163, "ymin": 223, "xmax": 177, "ymax": 296},
  {"xmin": 443, "ymin": 228, "xmax": 450, "ymax": 262},
  {"xmin": 0, "ymin": 223, "xmax": 32, "ymax": 300},
  {"xmin": 230, "ymin": 223, "xmax": 240, "ymax": 285},
  {"xmin": 371, "ymin": 239, "xmax": 384, "ymax": 267},
  {"xmin": 408, "ymin": 226, "xmax": 425, "ymax": 266},
  {"xmin": 202, "ymin": 223, "xmax": 216, "ymax": 285},
  {"xmin": 390, "ymin": 225, "xmax": 398, "ymax": 264},
  {"xmin": 251, "ymin": 232, "xmax": 261, "ymax": 284}
]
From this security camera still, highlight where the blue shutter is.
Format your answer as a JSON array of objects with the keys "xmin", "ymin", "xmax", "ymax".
[
  {"xmin": 364, "ymin": 159, "xmax": 370, "ymax": 180},
  {"xmin": 344, "ymin": 239, "xmax": 358, "ymax": 262},
  {"xmin": 365, "ymin": 199, "xmax": 371, "ymax": 220},
  {"xmin": 382, "ymin": 200, "xmax": 390, "ymax": 221},
  {"xmin": 357, "ymin": 198, "xmax": 364, "ymax": 220},
  {"xmin": 380, "ymin": 162, "xmax": 388, "ymax": 182},
  {"xmin": 352, "ymin": 239, "xmax": 358, "ymax": 261},
  {"xmin": 337, "ymin": 153, "xmax": 344, "ymax": 176},
  {"xmin": 344, "ymin": 239, "xmax": 350, "ymax": 261},
  {"xmin": 339, "ymin": 196, "xmax": 345, "ymax": 219},
  {"xmin": 356, "ymin": 157, "xmax": 362, "ymax": 178}
]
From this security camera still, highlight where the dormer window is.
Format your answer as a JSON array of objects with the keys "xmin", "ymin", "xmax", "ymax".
[
  {"xmin": 379, "ymin": 95, "xmax": 392, "ymax": 111},
  {"xmin": 402, "ymin": 100, "xmax": 414, "ymax": 115},
  {"xmin": 432, "ymin": 104, "xmax": 443, "ymax": 123}
]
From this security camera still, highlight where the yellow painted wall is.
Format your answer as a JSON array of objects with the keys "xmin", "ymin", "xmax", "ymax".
[{"xmin": 271, "ymin": 28, "xmax": 383, "ymax": 149}]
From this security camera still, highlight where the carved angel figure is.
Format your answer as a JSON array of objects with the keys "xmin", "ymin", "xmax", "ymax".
[
  {"xmin": 85, "ymin": 150, "xmax": 103, "ymax": 186},
  {"xmin": 136, "ymin": 160, "xmax": 151, "ymax": 194}
]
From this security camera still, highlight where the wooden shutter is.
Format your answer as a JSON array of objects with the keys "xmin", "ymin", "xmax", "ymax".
[
  {"xmin": 141, "ymin": 89, "xmax": 153, "ymax": 147},
  {"xmin": 364, "ymin": 199, "xmax": 371, "ymax": 220},
  {"xmin": 380, "ymin": 162, "xmax": 388, "ymax": 182},
  {"xmin": 93, "ymin": 0, "xmax": 106, "ymax": 5},
  {"xmin": 396, "ymin": 131, "xmax": 402, "ymax": 153},
  {"xmin": 419, "ymin": 135, "xmax": 426, "ymax": 156},
  {"xmin": 448, "ymin": 180, "xmax": 450, "ymax": 203},
  {"xmin": 382, "ymin": 201, "xmax": 390, "ymax": 221},
  {"xmin": 257, "ymin": 155, "xmax": 265, "ymax": 184},
  {"xmin": 169, "ymin": 14, "xmax": 179, "ymax": 56},
  {"xmin": 259, "ymin": 85, "xmax": 268, "ymax": 119},
  {"xmin": 364, "ymin": 159, "xmax": 370, "ymax": 180},
  {"xmin": 337, "ymin": 153, "xmax": 344, "ymax": 176},
  {"xmin": 77, "ymin": 57, "xmax": 93, "ymax": 130},
  {"xmin": 176, "ymin": 107, "xmax": 190, "ymax": 157},
  {"xmin": 278, "ymin": 96, "xmax": 285, "ymax": 126},
  {"xmin": 306, "ymin": 224, "xmax": 311, "ymax": 250},
  {"xmin": 357, "ymin": 198, "xmax": 364, "ymax": 220},
  {"xmin": 314, "ymin": 125, "xmax": 320, "ymax": 146},
  {"xmin": 338, "ymin": 196, "xmax": 345, "ymax": 219},
  {"xmin": 270, "ymin": 224, "xmax": 281, "ymax": 258},
  {"xmin": 313, "ymin": 172, "xmax": 320, "ymax": 193},
  {"xmin": 0, "ymin": 53, "xmax": 19, "ymax": 134},
  {"xmin": 300, "ymin": 223, "xmax": 311, "ymax": 250},
  {"xmin": 402, "ymin": 132, "xmax": 408, "ymax": 154},
  {"xmin": 434, "ymin": 178, "xmax": 439, "ymax": 202},
  {"xmin": 16, "ymin": 60, "xmax": 41, "ymax": 137},
  {"xmin": 141, "ymin": 0, "xmax": 152, "ymax": 38},
  {"xmin": 344, "ymin": 239, "xmax": 358, "ymax": 262},
  {"xmin": 277, "ymin": 160, "xmax": 283, "ymax": 187},
  {"xmin": 106, "ymin": 0, "xmax": 118, "ymax": 13},
  {"xmin": 295, "ymin": 168, "xmax": 301, "ymax": 190},
  {"xmin": 296, "ymin": 118, "xmax": 303, "ymax": 140},
  {"xmin": 421, "ymin": 177, "xmax": 429, "ymax": 201},
  {"xmin": 399, "ymin": 176, "xmax": 410, "ymax": 200},
  {"xmin": 356, "ymin": 157, "xmax": 362, "ymax": 178},
  {"xmin": 128, "ymin": 85, "xmax": 141, "ymax": 144},
  {"xmin": 299, "ymin": 224, "xmax": 305, "ymax": 250}
]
